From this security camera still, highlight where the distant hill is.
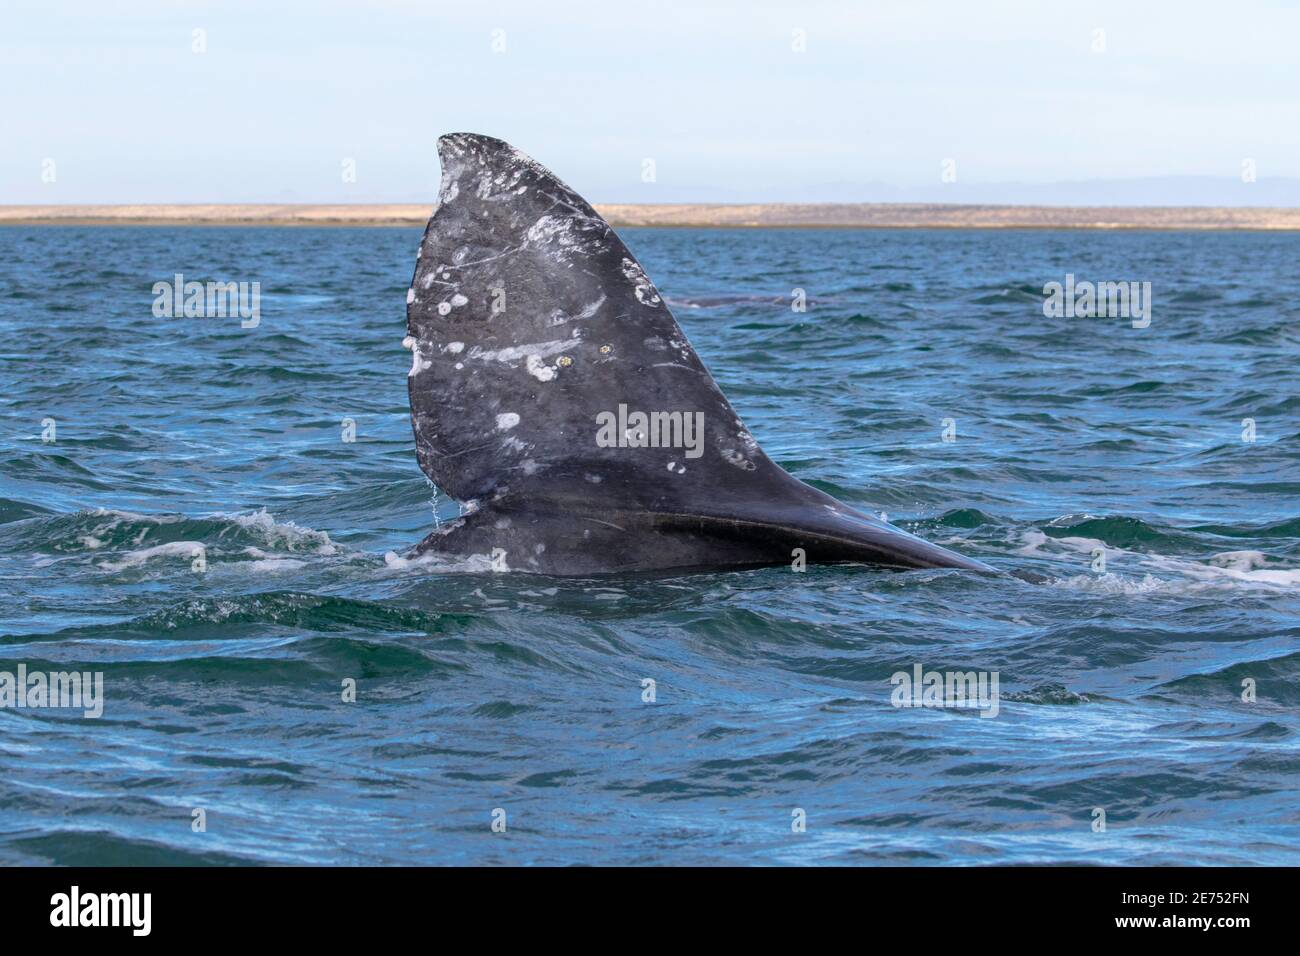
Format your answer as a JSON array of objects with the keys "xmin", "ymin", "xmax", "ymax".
[{"xmin": 2, "ymin": 202, "xmax": 1299, "ymax": 229}]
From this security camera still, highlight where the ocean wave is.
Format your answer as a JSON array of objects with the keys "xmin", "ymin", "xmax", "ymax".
[
  {"xmin": 1149, "ymin": 650, "xmax": 1300, "ymax": 706},
  {"xmin": 1, "ymin": 507, "xmax": 344, "ymax": 578},
  {"xmin": 2, "ymin": 591, "xmax": 477, "ymax": 645},
  {"xmin": 1017, "ymin": 526, "xmax": 1300, "ymax": 592}
]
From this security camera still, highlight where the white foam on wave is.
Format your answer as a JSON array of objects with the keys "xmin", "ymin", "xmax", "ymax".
[
  {"xmin": 87, "ymin": 506, "xmax": 181, "ymax": 525},
  {"xmin": 240, "ymin": 546, "xmax": 307, "ymax": 572},
  {"xmin": 1208, "ymin": 550, "xmax": 1269, "ymax": 571},
  {"xmin": 99, "ymin": 540, "xmax": 205, "ymax": 572},
  {"xmin": 1016, "ymin": 529, "xmax": 1124, "ymax": 560},
  {"xmin": 1158, "ymin": 550, "xmax": 1300, "ymax": 587},
  {"xmin": 88, "ymin": 507, "xmax": 340, "ymax": 574},
  {"xmin": 1018, "ymin": 530, "xmax": 1300, "ymax": 593},
  {"xmin": 79, "ymin": 507, "xmax": 181, "ymax": 548},
  {"xmin": 1048, "ymin": 572, "xmax": 1171, "ymax": 595},
  {"xmin": 76, "ymin": 507, "xmax": 335, "ymax": 553},
  {"xmin": 216, "ymin": 508, "xmax": 338, "ymax": 555}
]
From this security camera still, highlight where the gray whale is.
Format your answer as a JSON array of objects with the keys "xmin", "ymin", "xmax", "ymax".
[{"xmin": 405, "ymin": 133, "xmax": 993, "ymax": 576}]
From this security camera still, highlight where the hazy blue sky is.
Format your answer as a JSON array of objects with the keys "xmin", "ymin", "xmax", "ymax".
[{"xmin": 3, "ymin": 0, "xmax": 1297, "ymax": 204}]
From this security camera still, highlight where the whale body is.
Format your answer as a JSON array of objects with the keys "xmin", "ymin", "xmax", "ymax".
[{"xmin": 404, "ymin": 133, "xmax": 994, "ymax": 576}]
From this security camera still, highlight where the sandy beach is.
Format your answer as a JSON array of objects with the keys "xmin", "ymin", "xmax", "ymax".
[{"xmin": 2, "ymin": 203, "xmax": 1299, "ymax": 229}]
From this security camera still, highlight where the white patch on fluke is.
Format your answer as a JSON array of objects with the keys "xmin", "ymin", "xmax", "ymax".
[
  {"xmin": 622, "ymin": 257, "xmax": 662, "ymax": 307},
  {"xmin": 404, "ymin": 337, "xmax": 431, "ymax": 376},
  {"xmin": 527, "ymin": 215, "xmax": 570, "ymax": 243},
  {"xmin": 470, "ymin": 339, "xmax": 576, "ymax": 363},
  {"xmin": 496, "ymin": 412, "xmax": 520, "ymax": 430},
  {"xmin": 526, "ymin": 355, "xmax": 556, "ymax": 382},
  {"xmin": 721, "ymin": 448, "xmax": 756, "ymax": 471},
  {"xmin": 577, "ymin": 294, "xmax": 606, "ymax": 319}
]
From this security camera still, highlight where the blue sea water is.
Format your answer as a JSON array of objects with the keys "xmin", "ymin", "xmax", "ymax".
[{"xmin": 1, "ymin": 225, "xmax": 1298, "ymax": 866}]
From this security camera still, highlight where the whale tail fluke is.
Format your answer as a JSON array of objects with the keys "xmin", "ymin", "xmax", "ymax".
[{"xmin": 405, "ymin": 133, "xmax": 994, "ymax": 575}]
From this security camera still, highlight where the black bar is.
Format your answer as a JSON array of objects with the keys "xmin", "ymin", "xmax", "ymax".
[{"xmin": 0, "ymin": 866, "xmax": 1283, "ymax": 941}]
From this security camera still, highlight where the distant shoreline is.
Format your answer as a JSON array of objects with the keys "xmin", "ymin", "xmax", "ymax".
[{"xmin": 3, "ymin": 203, "xmax": 1300, "ymax": 230}]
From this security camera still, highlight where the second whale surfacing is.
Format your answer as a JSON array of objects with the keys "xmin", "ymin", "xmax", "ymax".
[{"xmin": 404, "ymin": 133, "xmax": 995, "ymax": 576}]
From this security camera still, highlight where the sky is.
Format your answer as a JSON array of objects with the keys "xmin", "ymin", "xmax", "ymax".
[{"xmin": 2, "ymin": 0, "xmax": 1297, "ymax": 205}]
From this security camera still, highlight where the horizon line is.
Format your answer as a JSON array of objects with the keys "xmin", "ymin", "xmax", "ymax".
[{"xmin": 2, "ymin": 202, "xmax": 1300, "ymax": 231}]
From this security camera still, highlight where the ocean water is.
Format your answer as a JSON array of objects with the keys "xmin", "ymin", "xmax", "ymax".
[{"xmin": 2, "ymin": 225, "xmax": 1298, "ymax": 866}]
